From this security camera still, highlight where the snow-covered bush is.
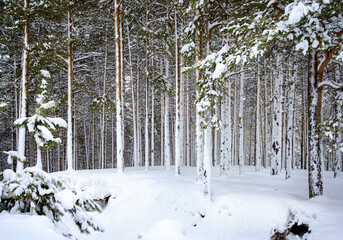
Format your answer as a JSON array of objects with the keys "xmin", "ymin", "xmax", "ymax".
[{"xmin": 0, "ymin": 167, "xmax": 103, "ymax": 237}]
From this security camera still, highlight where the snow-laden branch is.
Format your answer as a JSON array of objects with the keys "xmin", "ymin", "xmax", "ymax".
[{"xmin": 318, "ymin": 80, "xmax": 343, "ymax": 90}]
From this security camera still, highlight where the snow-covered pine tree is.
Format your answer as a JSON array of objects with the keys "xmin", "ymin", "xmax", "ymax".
[{"xmin": 13, "ymin": 70, "xmax": 67, "ymax": 169}]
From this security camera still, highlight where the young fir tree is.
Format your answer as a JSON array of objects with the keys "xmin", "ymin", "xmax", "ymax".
[{"xmin": 13, "ymin": 70, "xmax": 66, "ymax": 169}]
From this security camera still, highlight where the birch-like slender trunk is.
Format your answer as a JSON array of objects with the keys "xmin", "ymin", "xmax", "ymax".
[
  {"xmin": 195, "ymin": 28, "xmax": 203, "ymax": 182},
  {"xmin": 226, "ymin": 81, "xmax": 232, "ymax": 171},
  {"xmin": 203, "ymin": 111, "xmax": 212, "ymax": 197},
  {"xmin": 17, "ymin": 0, "xmax": 30, "ymax": 172},
  {"xmin": 165, "ymin": 92, "xmax": 171, "ymax": 170},
  {"xmin": 186, "ymin": 75, "xmax": 191, "ymax": 167},
  {"xmin": 144, "ymin": 3, "xmax": 150, "ymax": 171},
  {"xmin": 286, "ymin": 59, "xmax": 296, "ymax": 179},
  {"xmin": 66, "ymin": 4, "xmax": 73, "ymax": 171},
  {"xmin": 161, "ymin": 90, "xmax": 164, "ymax": 167},
  {"xmin": 137, "ymin": 57, "xmax": 142, "ymax": 166},
  {"xmin": 164, "ymin": 45, "xmax": 172, "ymax": 169},
  {"xmin": 220, "ymin": 81, "xmax": 231, "ymax": 176},
  {"xmin": 255, "ymin": 61, "xmax": 261, "ymax": 172},
  {"xmin": 101, "ymin": 29, "xmax": 108, "ymax": 169},
  {"xmin": 238, "ymin": 70, "xmax": 245, "ymax": 175},
  {"xmin": 174, "ymin": 1, "xmax": 181, "ymax": 175},
  {"xmin": 334, "ymin": 65, "xmax": 342, "ymax": 178},
  {"xmin": 114, "ymin": 0, "xmax": 124, "ymax": 172},
  {"xmin": 151, "ymin": 86, "xmax": 155, "ymax": 166},
  {"xmin": 271, "ymin": 55, "xmax": 282, "ymax": 175},
  {"xmin": 127, "ymin": 26, "xmax": 138, "ymax": 167}
]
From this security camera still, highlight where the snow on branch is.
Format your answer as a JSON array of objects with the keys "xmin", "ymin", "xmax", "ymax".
[
  {"xmin": 318, "ymin": 80, "xmax": 343, "ymax": 90},
  {"xmin": 3, "ymin": 151, "xmax": 26, "ymax": 165}
]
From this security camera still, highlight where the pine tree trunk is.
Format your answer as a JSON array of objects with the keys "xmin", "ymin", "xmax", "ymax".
[
  {"xmin": 195, "ymin": 29, "xmax": 203, "ymax": 182},
  {"xmin": 164, "ymin": 50, "xmax": 171, "ymax": 170},
  {"xmin": 114, "ymin": 0, "xmax": 124, "ymax": 173},
  {"xmin": 203, "ymin": 116, "xmax": 212, "ymax": 197},
  {"xmin": 334, "ymin": 64, "xmax": 342, "ymax": 178},
  {"xmin": 151, "ymin": 86, "xmax": 155, "ymax": 167},
  {"xmin": 101, "ymin": 29, "xmax": 108, "ymax": 169},
  {"xmin": 161, "ymin": 90, "xmax": 164, "ymax": 167},
  {"xmin": 128, "ymin": 27, "xmax": 138, "ymax": 167},
  {"xmin": 255, "ymin": 60, "xmax": 261, "ymax": 172},
  {"xmin": 286, "ymin": 59, "xmax": 296, "ymax": 179},
  {"xmin": 17, "ymin": 0, "xmax": 30, "ymax": 172},
  {"xmin": 186, "ymin": 75, "xmax": 191, "ymax": 167},
  {"xmin": 308, "ymin": 50, "xmax": 323, "ymax": 198},
  {"xmin": 66, "ymin": 4, "xmax": 74, "ymax": 171},
  {"xmin": 271, "ymin": 55, "xmax": 282, "ymax": 175},
  {"xmin": 174, "ymin": 1, "xmax": 181, "ymax": 175},
  {"xmin": 238, "ymin": 70, "xmax": 245, "ymax": 175}
]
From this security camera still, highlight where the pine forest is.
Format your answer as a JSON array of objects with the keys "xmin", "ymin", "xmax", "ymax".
[{"xmin": 0, "ymin": 1, "xmax": 343, "ymax": 239}]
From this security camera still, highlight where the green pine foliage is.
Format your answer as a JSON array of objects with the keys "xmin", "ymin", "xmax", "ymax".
[
  {"xmin": 13, "ymin": 70, "xmax": 67, "ymax": 150},
  {"xmin": 0, "ymin": 167, "xmax": 104, "ymax": 237}
]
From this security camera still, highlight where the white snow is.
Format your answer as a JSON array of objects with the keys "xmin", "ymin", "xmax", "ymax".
[
  {"xmin": 47, "ymin": 117, "xmax": 67, "ymax": 128},
  {"xmin": 143, "ymin": 220, "xmax": 189, "ymax": 240},
  {"xmin": 40, "ymin": 70, "xmax": 51, "ymax": 78},
  {"xmin": 181, "ymin": 42, "xmax": 195, "ymax": 55},
  {"xmin": 2, "ymin": 169, "xmax": 16, "ymax": 181},
  {"xmin": 0, "ymin": 212, "xmax": 66, "ymax": 240},
  {"xmin": 1, "ymin": 166, "xmax": 343, "ymax": 240},
  {"xmin": 3, "ymin": 151, "xmax": 26, "ymax": 164},
  {"xmin": 0, "ymin": 102, "xmax": 8, "ymax": 108},
  {"xmin": 286, "ymin": 2, "xmax": 309, "ymax": 25},
  {"xmin": 55, "ymin": 189, "xmax": 77, "ymax": 210},
  {"xmin": 212, "ymin": 63, "xmax": 227, "ymax": 80}
]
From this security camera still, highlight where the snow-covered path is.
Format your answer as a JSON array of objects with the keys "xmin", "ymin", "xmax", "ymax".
[{"xmin": 1, "ymin": 166, "xmax": 343, "ymax": 240}]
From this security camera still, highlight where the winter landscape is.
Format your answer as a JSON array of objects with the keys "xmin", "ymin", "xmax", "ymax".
[{"xmin": 1, "ymin": 0, "xmax": 343, "ymax": 240}]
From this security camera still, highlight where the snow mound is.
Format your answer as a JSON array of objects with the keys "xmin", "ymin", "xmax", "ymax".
[
  {"xmin": 56, "ymin": 189, "xmax": 77, "ymax": 210},
  {"xmin": 143, "ymin": 220, "xmax": 190, "ymax": 240}
]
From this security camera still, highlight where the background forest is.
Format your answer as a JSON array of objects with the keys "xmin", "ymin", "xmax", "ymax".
[{"xmin": 1, "ymin": 0, "xmax": 342, "ymax": 200}]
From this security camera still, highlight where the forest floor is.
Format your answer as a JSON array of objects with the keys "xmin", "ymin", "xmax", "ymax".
[{"xmin": 1, "ymin": 166, "xmax": 342, "ymax": 240}]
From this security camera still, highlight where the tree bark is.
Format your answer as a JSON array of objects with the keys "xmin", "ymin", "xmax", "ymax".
[
  {"xmin": 114, "ymin": 0, "xmax": 124, "ymax": 172},
  {"xmin": 17, "ymin": 0, "xmax": 30, "ymax": 172},
  {"xmin": 66, "ymin": 3, "xmax": 74, "ymax": 171},
  {"xmin": 308, "ymin": 50, "xmax": 323, "ymax": 198}
]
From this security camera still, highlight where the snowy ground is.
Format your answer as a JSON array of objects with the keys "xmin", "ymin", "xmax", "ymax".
[{"xmin": 1, "ymin": 166, "xmax": 342, "ymax": 240}]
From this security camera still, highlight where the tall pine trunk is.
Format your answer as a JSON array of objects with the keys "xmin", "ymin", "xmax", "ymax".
[
  {"xmin": 114, "ymin": 0, "xmax": 124, "ymax": 172},
  {"xmin": 238, "ymin": 69, "xmax": 245, "ymax": 176},
  {"xmin": 17, "ymin": 0, "xmax": 30, "ymax": 172},
  {"xmin": 255, "ymin": 60, "xmax": 261, "ymax": 172},
  {"xmin": 174, "ymin": 1, "xmax": 181, "ymax": 175},
  {"xmin": 271, "ymin": 55, "xmax": 282, "ymax": 175},
  {"xmin": 66, "ymin": 4, "xmax": 74, "ymax": 171},
  {"xmin": 308, "ymin": 51, "xmax": 323, "ymax": 198}
]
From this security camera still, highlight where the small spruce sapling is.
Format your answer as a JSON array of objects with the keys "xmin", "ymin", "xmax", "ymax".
[{"xmin": 13, "ymin": 70, "xmax": 67, "ymax": 169}]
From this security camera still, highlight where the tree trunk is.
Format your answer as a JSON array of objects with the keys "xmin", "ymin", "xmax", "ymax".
[
  {"xmin": 286, "ymin": 59, "xmax": 296, "ymax": 179},
  {"xmin": 271, "ymin": 55, "xmax": 282, "ymax": 175},
  {"xmin": 238, "ymin": 69, "xmax": 245, "ymax": 176},
  {"xmin": 174, "ymin": 1, "xmax": 181, "ymax": 175},
  {"xmin": 334, "ymin": 64, "xmax": 341, "ymax": 178},
  {"xmin": 308, "ymin": 50, "xmax": 323, "ymax": 198},
  {"xmin": 164, "ymin": 49, "xmax": 171, "ymax": 170},
  {"xmin": 17, "ymin": 0, "xmax": 30, "ymax": 172},
  {"xmin": 114, "ymin": 0, "xmax": 124, "ymax": 172},
  {"xmin": 255, "ymin": 60, "xmax": 261, "ymax": 172},
  {"xmin": 66, "ymin": 4, "xmax": 73, "ymax": 171},
  {"xmin": 195, "ymin": 28, "xmax": 203, "ymax": 182},
  {"xmin": 151, "ymin": 86, "xmax": 155, "ymax": 166},
  {"xmin": 128, "ymin": 26, "xmax": 138, "ymax": 167},
  {"xmin": 101, "ymin": 29, "xmax": 108, "ymax": 169}
]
